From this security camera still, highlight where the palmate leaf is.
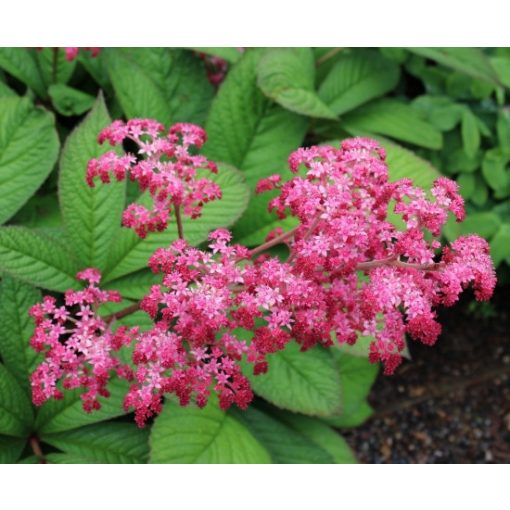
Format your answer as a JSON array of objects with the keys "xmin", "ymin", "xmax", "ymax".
[
  {"xmin": 318, "ymin": 50, "xmax": 400, "ymax": 116},
  {"xmin": 106, "ymin": 48, "xmax": 214, "ymax": 125},
  {"xmin": 257, "ymin": 48, "xmax": 337, "ymax": 120},
  {"xmin": 0, "ymin": 364, "xmax": 33, "ymax": 437},
  {"xmin": 0, "ymin": 226, "xmax": 78, "ymax": 292},
  {"xmin": 59, "ymin": 94, "xmax": 126, "ymax": 272},
  {"xmin": 0, "ymin": 276, "xmax": 41, "ymax": 395},
  {"xmin": 150, "ymin": 396, "xmax": 271, "ymax": 464},
  {"xmin": 243, "ymin": 342, "xmax": 342, "ymax": 417},
  {"xmin": 42, "ymin": 422, "xmax": 149, "ymax": 464},
  {"xmin": 103, "ymin": 163, "xmax": 250, "ymax": 282},
  {"xmin": 204, "ymin": 49, "xmax": 308, "ymax": 246},
  {"xmin": 0, "ymin": 96, "xmax": 59, "ymax": 225}
]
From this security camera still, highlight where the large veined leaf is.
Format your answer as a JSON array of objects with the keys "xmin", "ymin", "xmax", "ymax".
[
  {"xmin": 341, "ymin": 99, "xmax": 443, "ymax": 150},
  {"xmin": 0, "ymin": 276, "xmax": 41, "ymax": 395},
  {"xmin": 35, "ymin": 48, "xmax": 76, "ymax": 87},
  {"xmin": 59, "ymin": 94, "xmax": 125, "ymax": 271},
  {"xmin": 35, "ymin": 377, "xmax": 131, "ymax": 434},
  {"xmin": 490, "ymin": 224, "xmax": 510, "ymax": 266},
  {"xmin": 244, "ymin": 342, "xmax": 342, "ymax": 417},
  {"xmin": 150, "ymin": 397, "xmax": 271, "ymax": 464},
  {"xmin": 0, "ymin": 435, "xmax": 26, "ymax": 463},
  {"xmin": 318, "ymin": 50, "xmax": 400, "ymax": 116},
  {"xmin": 204, "ymin": 49, "xmax": 307, "ymax": 246},
  {"xmin": 107, "ymin": 48, "xmax": 214, "ymax": 125},
  {"xmin": 257, "ymin": 48, "xmax": 337, "ymax": 120},
  {"xmin": 103, "ymin": 163, "xmax": 250, "ymax": 282},
  {"xmin": 461, "ymin": 109, "xmax": 481, "ymax": 159},
  {"xmin": 0, "ymin": 227, "xmax": 78, "ymax": 292},
  {"xmin": 0, "ymin": 79, "xmax": 15, "ymax": 97},
  {"xmin": 0, "ymin": 48, "xmax": 46, "ymax": 98},
  {"xmin": 0, "ymin": 364, "xmax": 33, "ymax": 437},
  {"xmin": 41, "ymin": 422, "xmax": 149, "ymax": 464},
  {"xmin": 0, "ymin": 96, "xmax": 59, "ymax": 225},
  {"xmin": 407, "ymin": 48, "xmax": 501, "ymax": 86},
  {"xmin": 491, "ymin": 57, "xmax": 510, "ymax": 88},
  {"xmin": 271, "ymin": 409, "xmax": 357, "ymax": 463},
  {"xmin": 323, "ymin": 352, "xmax": 378, "ymax": 429},
  {"xmin": 233, "ymin": 406, "xmax": 334, "ymax": 463}
]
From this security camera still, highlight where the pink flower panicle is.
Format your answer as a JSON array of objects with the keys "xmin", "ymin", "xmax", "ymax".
[
  {"xmin": 30, "ymin": 135, "xmax": 496, "ymax": 427},
  {"xmin": 64, "ymin": 47, "xmax": 101, "ymax": 62},
  {"xmin": 86, "ymin": 119, "xmax": 222, "ymax": 238},
  {"xmin": 257, "ymin": 138, "xmax": 495, "ymax": 374},
  {"xmin": 29, "ymin": 268, "xmax": 137, "ymax": 412}
]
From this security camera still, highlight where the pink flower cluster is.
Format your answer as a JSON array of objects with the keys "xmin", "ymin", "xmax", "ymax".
[
  {"xmin": 86, "ymin": 119, "xmax": 221, "ymax": 238},
  {"xmin": 29, "ymin": 269, "xmax": 137, "ymax": 411},
  {"xmin": 29, "ymin": 127, "xmax": 496, "ymax": 427},
  {"xmin": 63, "ymin": 47, "xmax": 101, "ymax": 62}
]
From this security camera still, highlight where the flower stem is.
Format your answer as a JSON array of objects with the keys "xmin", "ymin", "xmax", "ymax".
[
  {"xmin": 356, "ymin": 257, "xmax": 444, "ymax": 271},
  {"xmin": 30, "ymin": 435, "xmax": 46, "ymax": 464},
  {"xmin": 248, "ymin": 225, "xmax": 299, "ymax": 258},
  {"xmin": 174, "ymin": 205, "xmax": 184, "ymax": 240},
  {"xmin": 104, "ymin": 302, "xmax": 140, "ymax": 324}
]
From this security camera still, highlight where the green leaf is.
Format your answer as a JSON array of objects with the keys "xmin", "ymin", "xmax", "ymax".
[
  {"xmin": 35, "ymin": 377, "xmax": 130, "ymax": 434},
  {"xmin": 458, "ymin": 212, "xmax": 502, "ymax": 239},
  {"xmin": 0, "ymin": 434, "xmax": 26, "ymax": 463},
  {"xmin": 59, "ymin": 94, "xmax": 125, "ymax": 272},
  {"xmin": 233, "ymin": 406, "xmax": 334, "ymax": 463},
  {"xmin": 318, "ymin": 50, "xmax": 400, "ymax": 116},
  {"xmin": 0, "ymin": 276, "xmax": 41, "ymax": 395},
  {"xmin": 407, "ymin": 48, "xmax": 501, "ymax": 86},
  {"xmin": 35, "ymin": 48, "xmax": 76, "ymax": 87},
  {"xmin": 461, "ymin": 109, "xmax": 480, "ymax": 159},
  {"xmin": 273, "ymin": 410, "xmax": 357, "ymax": 463},
  {"xmin": 150, "ymin": 396, "xmax": 271, "ymax": 464},
  {"xmin": 457, "ymin": 173, "xmax": 476, "ymax": 200},
  {"xmin": 497, "ymin": 110, "xmax": 510, "ymax": 155},
  {"xmin": 244, "ymin": 342, "xmax": 342, "ymax": 417},
  {"xmin": 103, "ymin": 269, "xmax": 161, "ymax": 300},
  {"xmin": 0, "ymin": 227, "xmax": 78, "ymax": 292},
  {"xmin": 0, "ymin": 48, "xmax": 46, "ymax": 98},
  {"xmin": 0, "ymin": 96, "xmax": 60, "ymax": 225},
  {"xmin": 341, "ymin": 99, "xmax": 443, "ymax": 150},
  {"xmin": 103, "ymin": 163, "xmax": 249, "ymax": 282},
  {"xmin": 257, "ymin": 48, "xmax": 336, "ymax": 119},
  {"xmin": 482, "ymin": 149, "xmax": 509, "ymax": 191},
  {"xmin": 107, "ymin": 48, "xmax": 214, "ymax": 125},
  {"xmin": 42, "ymin": 422, "xmax": 149, "ymax": 463},
  {"xmin": 323, "ymin": 352, "xmax": 378, "ymax": 429},
  {"xmin": 49, "ymin": 84, "xmax": 95, "ymax": 116},
  {"xmin": 204, "ymin": 50, "xmax": 307, "ymax": 246},
  {"xmin": 192, "ymin": 47, "xmax": 242, "ymax": 64},
  {"xmin": 490, "ymin": 57, "xmax": 510, "ymax": 88},
  {"xmin": 490, "ymin": 224, "xmax": 510, "ymax": 266},
  {"xmin": 0, "ymin": 364, "xmax": 33, "ymax": 437},
  {"xmin": 411, "ymin": 96, "xmax": 463, "ymax": 132},
  {"xmin": 0, "ymin": 79, "xmax": 15, "ymax": 97}
]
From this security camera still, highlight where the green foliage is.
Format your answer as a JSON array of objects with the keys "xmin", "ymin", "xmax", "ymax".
[
  {"xmin": 2, "ymin": 45, "xmax": 506, "ymax": 465},
  {"xmin": 59, "ymin": 94, "xmax": 125, "ymax": 271},
  {"xmin": 243, "ymin": 342, "xmax": 342, "ymax": 417},
  {"xmin": 150, "ymin": 396, "xmax": 271, "ymax": 463},
  {"xmin": 0, "ymin": 97, "xmax": 59, "ymax": 225}
]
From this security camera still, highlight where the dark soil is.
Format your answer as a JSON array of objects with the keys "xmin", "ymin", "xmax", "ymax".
[{"xmin": 343, "ymin": 287, "xmax": 510, "ymax": 464}]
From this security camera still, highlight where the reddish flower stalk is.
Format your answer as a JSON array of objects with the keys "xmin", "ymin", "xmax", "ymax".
[{"xmin": 29, "ymin": 124, "xmax": 496, "ymax": 427}]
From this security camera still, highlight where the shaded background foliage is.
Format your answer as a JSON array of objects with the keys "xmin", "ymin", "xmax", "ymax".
[{"xmin": 0, "ymin": 47, "xmax": 507, "ymax": 463}]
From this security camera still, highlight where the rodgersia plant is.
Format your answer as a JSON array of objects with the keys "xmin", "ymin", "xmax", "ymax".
[{"xmin": 29, "ymin": 121, "xmax": 496, "ymax": 427}]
